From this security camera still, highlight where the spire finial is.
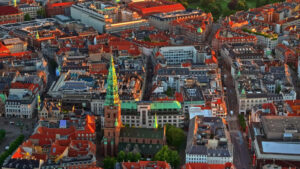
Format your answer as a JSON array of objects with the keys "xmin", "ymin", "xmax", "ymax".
[{"xmin": 154, "ymin": 113, "xmax": 158, "ymax": 128}]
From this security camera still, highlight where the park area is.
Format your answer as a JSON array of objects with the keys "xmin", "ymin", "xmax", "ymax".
[{"xmin": 171, "ymin": 0, "xmax": 286, "ymax": 20}]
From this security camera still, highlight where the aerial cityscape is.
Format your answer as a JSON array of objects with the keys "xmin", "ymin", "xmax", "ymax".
[{"xmin": 0, "ymin": 0, "xmax": 299, "ymax": 168}]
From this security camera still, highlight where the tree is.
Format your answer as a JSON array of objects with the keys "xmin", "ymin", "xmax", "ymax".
[
  {"xmin": 228, "ymin": 0, "xmax": 238, "ymax": 10},
  {"xmin": 275, "ymin": 84, "xmax": 281, "ymax": 94},
  {"xmin": 0, "ymin": 134, "xmax": 24, "ymax": 167},
  {"xmin": 154, "ymin": 146, "xmax": 180, "ymax": 168},
  {"xmin": 0, "ymin": 130, "xmax": 5, "ymax": 143},
  {"xmin": 165, "ymin": 87, "xmax": 174, "ymax": 97},
  {"xmin": 103, "ymin": 157, "xmax": 117, "ymax": 169},
  {"xmin": 208, "ymin": 3, "xmax": 222, "ymax": 21},
  {"xmin": 143, "ymin": 37, "xmax": 151, "ymax": 42},
  {"xmin": 256, "ymin": 0, "xmax": 261, "ymax": 7},
  {"xmin": 236, "ymin": 0, "xmax": 248, "ymax": 10},
  {"xmin": 265, "ymin": 0, "xmax": 270, "ymax": 5},
  {"xmin": 116, "ymin": 151, "xmax": 141, "ymax": 162},
  {"xmin": 127, "ymin": 152, "xmax": 134, "ymax": 162},
  {"xmin": 166, "ymin": 125, "xmax": 185, "ymax": 150},
  {"xmin": 37, "ymin": 8, "xmax": 46, "ymax": 18},
  {"xmin": 117, "ymin": 151, "xmax": 126, "ymax": 162},
  {"xmin": 133, "ymin": 152, "xmax": 141, "ymax": 162},
  {"xmin": 24, "ymin": 13, "xmax": 31, "ymax": 21},
  {"xmin": 238, "ymin": 114, "xmax": 246, "ymax": 131}
]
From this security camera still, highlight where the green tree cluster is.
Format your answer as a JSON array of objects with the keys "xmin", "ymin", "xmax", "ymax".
[
  {"xmin": 153, "ymin": 146, "xmax": 180, "ymax": 168},
  {"xmin": 103, "ymin": 156, "xmax": 117, "ymax": 169},
  {"xmin": 24, "ymin": 13, "xmax": 31, "ymax": 21},
  {"xmin": 117, "ymin": 151, "xmax": 141, "ymax": 162},
  {"xmin": 166, "ymin": 124, "xmax": 185, "ymax": 150},
  {"xmin": 228, "ymin": 0, "xmax": 248, "ymax": 11},
  {"xmin": 103, "ymin": 152, "xmax": 141, "ymax": 169},
  {"xmin": 238, "ymin": 114, "xmax": 246, "ymax": 131},
  {"xmin": 37, "ymin": 8, "xmax": 46, "ymax": 18},
  {"xmin": 0, "ymin": 135, "xmax": 24, "ymax": 167},
  {"xmin": 0, "ymin": 129, "xmax": 5, "ymax": 143}
]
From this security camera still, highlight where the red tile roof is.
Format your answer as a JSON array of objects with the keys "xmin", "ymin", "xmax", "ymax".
[
  {"xmin": 10, "ymin": 82, "xmax": 39, "ymax": 94},
  {"xmin": 183, "ymin": 163, "xmax": 233, "ymax": 169},
  {"xmin": 47, "ymin": 2, "xmax": 74, "ymax": 8},
  {"xmin": 0, "ymin": 42, "xmax": 10, "ymax": 56},
  {"xmin": 0, "ymin": 6, "xmax": 21, "ymax": 16},
  {"xmin": 129, "ymin": 1, "xmax": 185, "ymax": 16},
  {"xmin": 122, "ymin": 161, "xmax": 171, "ymax": 169},
  {"xmin": 285, "ymin": 100, "xmax": 300, "ymax": 115}
]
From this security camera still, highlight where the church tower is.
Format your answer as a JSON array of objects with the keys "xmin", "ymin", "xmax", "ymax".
[{"xmin": 103, "ymin": 56, "xmax": 121, "ymax": 157}]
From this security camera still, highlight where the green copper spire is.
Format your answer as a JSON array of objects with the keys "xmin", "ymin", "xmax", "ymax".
[
  {"xmin": 104, "ymin": 56, "xmax": 120, "ymax": 106},
  {"xmin": 241, "ymin": 88, "xmax": 245, "ymax": 95},
  {"xmin": 36, "ymin": 31, "xmax": 39, "ymax": 40},
  {"xmin": 114, "ymin": 118, "xmax": 119, "ymax": 127},
  {"xmin": 153, "ymin": 113, "xmax": 158, "ymax": 128},
  {"xmin": 237, "ymin": 70, "xmax": 241, "ymax": 77}
]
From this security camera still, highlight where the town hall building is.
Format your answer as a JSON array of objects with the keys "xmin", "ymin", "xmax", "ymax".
[{"xmin": 102, "ymin": 57, "xmax": 166, "ymax": 157}]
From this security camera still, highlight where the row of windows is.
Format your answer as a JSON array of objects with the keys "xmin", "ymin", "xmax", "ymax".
[{"xmin": 77, "ymin": 133, "xmax": 95, "ymax": 137}]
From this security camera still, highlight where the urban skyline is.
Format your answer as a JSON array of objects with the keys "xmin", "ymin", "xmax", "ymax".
[{"xmin": 0, "ymin": 0, "xmax": 299, "ymax": 169}]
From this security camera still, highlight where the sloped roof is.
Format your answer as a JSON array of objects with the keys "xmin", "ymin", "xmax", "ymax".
[{"xmin": 120, "ymin": 127, "xmax": 164, "ymax": 139}]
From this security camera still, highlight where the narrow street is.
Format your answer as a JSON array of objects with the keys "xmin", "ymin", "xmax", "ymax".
[
  {"xmin": 220, "ymin": 58, "xmax": 251, "ymax": 169},
  {"xmin": 142, "ymin": 55, "xmax": 154, "ymax": 101}
]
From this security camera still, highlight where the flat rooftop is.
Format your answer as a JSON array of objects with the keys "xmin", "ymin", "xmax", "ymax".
[{"xmin": 261, "ymin": 116, "xmax": 300, "ymax": 139}]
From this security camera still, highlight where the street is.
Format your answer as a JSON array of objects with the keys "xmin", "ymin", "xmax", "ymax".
[
  {"xmin": 220, "ymin": 58, "xmax": 251, "ymax": 169},
  {"xmin": 0, "ymin": 117, "xmax": 36, "ymax": 152},
  {"xmin": 142, "ymin": 55, "xmax": 154, "ymax": 101}
]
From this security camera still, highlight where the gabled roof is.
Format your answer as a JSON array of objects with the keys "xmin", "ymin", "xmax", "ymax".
[{"xmin": 120, "ymin": 127, "xmax": 164, "ymax": 139}]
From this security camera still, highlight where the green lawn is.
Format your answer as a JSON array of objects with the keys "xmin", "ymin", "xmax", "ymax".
[
  {"xmin": 187, "ymin": 0, "xmax": 283, "ymax": 20},
  {"xmin": 246, "ymin": 0, "xmax": 257, "ymax": 8}
]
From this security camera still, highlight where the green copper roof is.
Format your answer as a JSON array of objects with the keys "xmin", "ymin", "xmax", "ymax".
[
  {"xmin": 150, "ymin": 101, "xmax": 181, "ymax": 110},
  {"xmin": 0, "ymin": 94, "xmax": 6, "ymax": 102},
  {"xmin": 104, "ymin": 56, "xmax": 120, "ymax": 106},
  {"xmin": 121, "ymin": 101, "xmax": 137, "ymax": 109},
  {"xmin": 197, "ymin": 27, "xmax": 202, "ymax": 33},
  {"xmin": 241, "ymin": 88, "xmax": 246, "ymax": 95}
]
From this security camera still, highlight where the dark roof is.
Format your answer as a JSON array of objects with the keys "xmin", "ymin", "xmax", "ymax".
[
  {"xmin": 0, "ymin": 6, "xmax": 21, "ymax": 15},
  {"xmin": 3, "ymin": 159, "xmax": 40, "ymax": 169},
  {"xmin": 186, "ymin": 145, "xmax": 207, "ymax": 154},
  {"xmin": 120, "ymin": 127, "xmax": 164, "ymax": 139}
]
